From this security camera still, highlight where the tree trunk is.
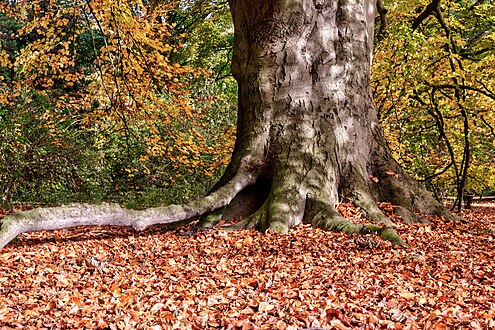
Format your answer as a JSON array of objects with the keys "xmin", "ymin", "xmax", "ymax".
[
  {"xmin": 205, "ymin": 0, "xmax": 451, "ymax": 235},
  {"xmin": 0, "ymin": 0, "xmax": 453, "ymax": 250}
]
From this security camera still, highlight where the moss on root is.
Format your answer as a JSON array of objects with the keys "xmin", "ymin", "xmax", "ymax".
[
  {"xmin": 305, "ymin": 199, "xmax": 409, "ymax": 247},
  {"xmin": 330, "ymin": 221, "xmax": 407, "ymax": 247},
  {"xmin": 268, "ymin": 221, "xmax": 290, "ymax": 234}
]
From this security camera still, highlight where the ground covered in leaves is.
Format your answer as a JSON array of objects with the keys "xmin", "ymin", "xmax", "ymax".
[{"xmin": 1, "ymin": 202, "xmax": 494, "ymax": 329}]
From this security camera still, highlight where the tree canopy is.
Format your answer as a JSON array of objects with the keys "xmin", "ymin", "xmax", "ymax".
[
  {"xmin": 0, "ymin": 0, "xmax": 236, "ymax": 207},
  {"xmin": 1, "ymin": 0, "xmax": 494, "ymax": 209}
]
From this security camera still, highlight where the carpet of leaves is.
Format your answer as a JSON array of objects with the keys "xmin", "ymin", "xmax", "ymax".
[{"xmin": 0, "ymin": 202, "xmax": 494, "ymax": 330}]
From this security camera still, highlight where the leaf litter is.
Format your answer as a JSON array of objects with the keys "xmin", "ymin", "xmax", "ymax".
[{"xmin": 0, "ymin": 202, "xmax": 494, "ymax": 329}]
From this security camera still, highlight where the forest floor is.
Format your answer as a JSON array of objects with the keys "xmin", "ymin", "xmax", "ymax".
[{"xmin": 0, "ymin": 202, "xmax": 494, "ymax": 329}]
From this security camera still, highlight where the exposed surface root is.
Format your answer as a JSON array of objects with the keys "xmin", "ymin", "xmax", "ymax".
[
  {"xmin": 199, "ymin": 177, "xmax": 271, "ymax": 229},
  {"xmin": 229, "ymin": 198, "xmax": 271, "ymax": 232},
  {"xmin": 305, "ymin": 198, "xmax": 408, "ymax": 247},
  {"xmin": 377, "ymin": 176, "xmax": 457, "ymax": 222},
  {"xmin": 1, "ymin": 161, "xmax": 449, "ymax": 251},
  {"xmin": 217, "ymin": 187, "xmax": 411, "ymax": 247},
  {"xmin": 353, "ymin": 189, "xmax": 394, "ymax": 227},
  {"xmin": 394, "ymin": 205, "xmax": 430, "ymax": 224},
  {"xmin": 0, "ymin": 169, "xmax": 257, "ymax": 249}
]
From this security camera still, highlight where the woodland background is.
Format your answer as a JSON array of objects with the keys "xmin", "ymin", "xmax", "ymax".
[{"xmin": 0, "ymin": 0, "xmax": 494, "ymax": 211}]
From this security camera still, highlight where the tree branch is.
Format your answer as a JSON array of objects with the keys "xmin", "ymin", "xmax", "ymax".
[
  {"xmin": 463, "ymin": 26, "xmax": 494, "ymax": 51},
  {"xmin": 412, "ymin": 0, "xmax": 440, "ymax": 30},
  {"xmin": 423, "ymin": 81, "xmax": 495, "ymax": 101},
  {"xmin": 376, "ymin": 0, "xmax": 388, "ymax": 39}
]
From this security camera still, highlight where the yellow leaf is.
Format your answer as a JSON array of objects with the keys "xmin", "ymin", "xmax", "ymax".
[
  {"xmin": 258, "ymin": 302, "xmax": 275, "ymax": 312},
  {"xmin": 399, "ymin": 291, "xmax": 416, "ymax": 299}
]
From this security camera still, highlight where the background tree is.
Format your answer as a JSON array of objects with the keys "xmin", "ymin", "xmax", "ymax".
[
  {"xmin": 0, "ymin": 0, "xmax": 236, "ymax": 207},
  {"xmin": 372, "ymin": 0, "xmax": 495, "ymax": 210}
]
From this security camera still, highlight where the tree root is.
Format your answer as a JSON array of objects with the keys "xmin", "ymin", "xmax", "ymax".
[
  {"xmin": 0, "ymin": 169, "xmax": 257, "ymax": 249},
  {"xmin": 227, "ymin": 195, "xmax": 409, "ymax": 247},
  {"xmin": 305, "ymin": 198, "xmax": 408, "ymax": 247},
  {"xmin": 376, "ymin": 176, "xmax": 461, "ymax": 222},
  {"xmin": 353, "ymin": 189, "xmax": 394, "ymax": 227},
  {"xmin": 394, "ymin": 205, "xmax": 430, "ymax": 224},
  {"xmin": 0, "ymin": 162, "xmax": 449, "ymax": 251},
  {"xmin": 198, "ymin": 178, "xmax": 271, "ymax": 228}
]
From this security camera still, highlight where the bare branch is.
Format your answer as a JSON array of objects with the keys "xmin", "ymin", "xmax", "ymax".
[
  {"xmin": 412, "ymin": 0, "xmax": 440, "ymax": 30},
  {"xmin": 376, "ymin": 0, "xmax": 388, "ymax": 39},
  {"xmin": 423, "ymin": 81, "xmax": 495, "ymax": 101}
]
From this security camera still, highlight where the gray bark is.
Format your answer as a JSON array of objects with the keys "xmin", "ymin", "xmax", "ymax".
[
  {"xmin": 212, "ymin": 0, "xmax": 451, "ymax": 240},
  {"xmin": 0, "ymin": 0, "xmax": 453, "ymax": 250},
  {"xmin": 0, "ymin": 169, "xmax": 257, "ymax": 249}
]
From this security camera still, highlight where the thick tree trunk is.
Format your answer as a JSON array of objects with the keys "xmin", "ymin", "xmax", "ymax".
[
  {"xmin": 205, "ymin": 0, "xmax": 451, "ymax": 235},
  {"xmin": 0, "ymin": 0, "xmax": 453, "ymax": 249}
]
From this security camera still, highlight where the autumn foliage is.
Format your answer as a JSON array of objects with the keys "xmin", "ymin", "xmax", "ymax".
[
  {"xmin": 0, "ymin": 0, "xmax": 495, "ymax": 328},
  {"xmin": 372, "ymin": 0, "xmax": 495, "ymax": 206},
  {"xmin": 1, "ymin": 0, "xmax": 494, "ymax": 208},
  {"xmin": 1, "ymin": 202, "xmax": 494, "ymax": 329},
  {"xmin": 0, "ymin": 0, "xmax": 235, "ymax": 206}
]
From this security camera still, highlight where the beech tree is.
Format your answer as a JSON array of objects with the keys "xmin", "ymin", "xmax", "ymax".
[{"xmin": 0, "ymin": 0, "xmax": 456, "ymax": 249}]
